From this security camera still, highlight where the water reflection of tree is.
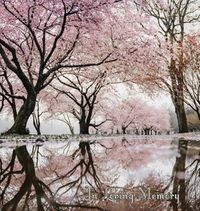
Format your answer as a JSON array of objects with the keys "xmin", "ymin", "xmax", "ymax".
[
  {"xmin": 171, "ymin": 139, "xmax": 188, "ymax": 211},
  {"xmin": 0, "ymin": 143, "xmax": 109, "ymax": 211},
  {"xmin": 50, "ymin": 141, "xmax": 107, "ymax": 200},
  {"xmin": 168, "ymin": 138, "xmax": 200, "ymax": 211},
  {"xmin": 1, "ymin": 146, "xmax": 55, "ymax": 211},
  {"xmin": 4, "ymin": 138, "xmax": 200, "ymax": 210},
  {"xmin": 186, "ymin": 146, "xmax": 200, "ymax": 210}
]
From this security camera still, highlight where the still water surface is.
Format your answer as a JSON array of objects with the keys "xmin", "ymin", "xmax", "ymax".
[{"xmin": 0, "ymin": 135, "xmax": 200, "ymax": 210}]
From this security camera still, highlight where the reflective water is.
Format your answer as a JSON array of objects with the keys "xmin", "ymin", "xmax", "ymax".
[{"xmin": 0, "ymin": 135, "xmax": 200, "ymax": 210}]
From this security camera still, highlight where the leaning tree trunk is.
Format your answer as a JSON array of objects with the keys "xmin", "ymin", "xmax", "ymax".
[
  {"xmin": 6, "ymin": 94, "xmax": 37, "ymax": 134},
  {"xmin": 34, "ymin": 124, "xmax": 41, "ymax": 135},
  {"xmin": 122, "ymin": 126, "xmax": 127, "ymax": 134}
]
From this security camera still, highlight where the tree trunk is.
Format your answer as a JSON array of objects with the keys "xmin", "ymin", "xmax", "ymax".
[
  {"xmin": 122, "ymin": 126, "xmax": 126, "ymax": 134},
  {"xmin": 79, "ymin": 120, "xmax": 89, "ymax": 134},
  {"xmin": 5, "ymin": 94, "xmax": 36, "ymax": 134},
  {"xmin": 33, "ymin": 114, "xmax": 41, "ymax": 135},
  {"xmin": 144, "ymin": 128, "xmax": 150, "ymax": 135},
  {"xmin": 35, "ymin": 126, "xmax": 41, "ymax": 135},
  {"xmin": 68, "ymin": 124, "xmax": 74, "ymax": 135},
  {"xmin": 169, "ymin": 50, "xmax": 188, "ymax": 133},
  {"xmin": 197, "ymin": 110, "xmax": 200, "ymax": 121},
  {"xmin": 174, "ymin": 99, "xmax": 188, "ymax": 133}
]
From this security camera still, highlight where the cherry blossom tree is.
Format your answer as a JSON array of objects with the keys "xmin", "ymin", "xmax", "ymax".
[
  {"xmin": 49, "ymin": 67, "xmax": 119, "ymax": 134},
  {"xmin": 0, "ymin": 0, "xmax": 120, "ymax": 134},
  {"xmin": 183, "ymin": 36, "xmax": 200, "ymax": 120},
  {"xmin": 140, "ymin": 106, "xmax": 171, "ymax": 135},
  {"xmin": 100, "ymin": 98, "xmax": 171, "ymax": 135},
  {"xmin": 102, "ymin": 98, "xmax": 144, "ymax": 134},
  {"xmin": 133, "ymin": 0, "xmax": 200, "ymax": 133}
]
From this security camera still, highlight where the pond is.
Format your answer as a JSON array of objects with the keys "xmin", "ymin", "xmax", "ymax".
[{"xmin": 0, "ymin": 134, "xmax": 200, "ymax": 211}]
